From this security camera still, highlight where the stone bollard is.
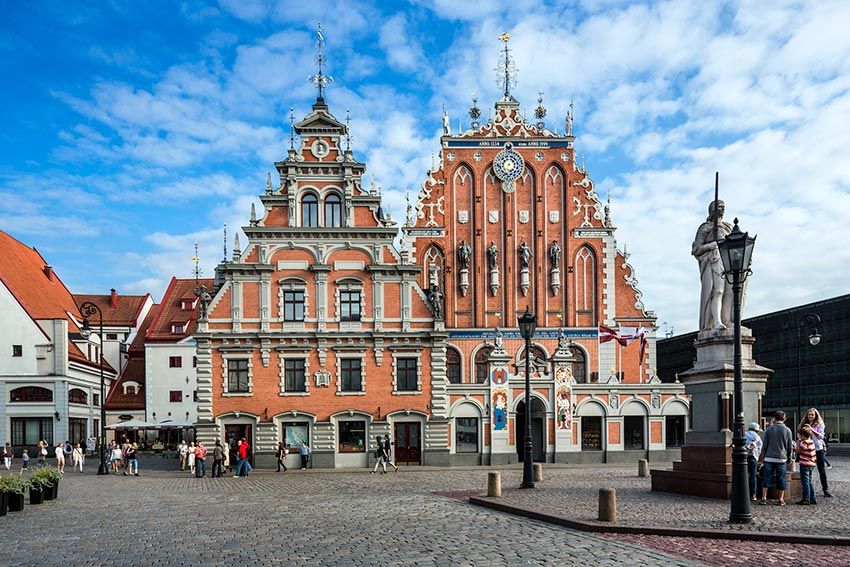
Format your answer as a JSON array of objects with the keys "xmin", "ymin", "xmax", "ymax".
[
  {"xmin": 598, "ymin": 488, "xmax": 617, "ymax": 522},
  {"xmin": 487, "ymin": 471, "xmax": 502, "ymax": 497},
  {"xmin": 638, "ymin": 459, "xmax": 649, "ymax": 477},
  {"xmin": 533, "ymin": 463, "xmax": 543, "ymax": 482}
]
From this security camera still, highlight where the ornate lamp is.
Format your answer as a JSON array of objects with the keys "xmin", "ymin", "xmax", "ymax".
[{"xmin": 517, "ymin": 306, "xmax": 537, "ymax": 488}]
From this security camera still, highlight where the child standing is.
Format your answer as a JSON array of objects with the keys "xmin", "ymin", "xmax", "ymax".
[
  {"xmin": 21, "ymin": 449, "xmax": 29, "ymax": 471},
  {"xmin": 797, "ymin": 426, "xmax": 818, "ymax": 505}
]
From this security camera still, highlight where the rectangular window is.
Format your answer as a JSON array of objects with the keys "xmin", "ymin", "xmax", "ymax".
[
  {"xmin": 666, "ymin": 415, "xmax": 685, "ymax": 448},
  {"xmin": 69, "ymin": 418, "xmax": 87, "ymax": 443},
  {"xmin": 284, "ymin": 359, "xmax": 307, "ymax": 392},
  {"xmin": 283, "ymin": 291, "xmax": 305, "ymax": 322},
  {"xmin": 12, "ymin": 345, "xmax": 22, "ymax": 357},
  {"xmin": 581, "ymin": 417, "xmax": 602, "ymax": 451},
  {"xmin": 169, "ymin": 390, "xmax": 182, "ymax": 403},
  {"xmin": 227, "ymin": 359, "xmax": 250, "ymax": 393},
  {"xmin": 340, "ymin": 290, "xmax": 361, "ymax": 322},
  {"xmin": 193, "ymin": 356, "xmax": 197, "ymax": 368},
  {"xmin": 282, "ymin": 422, "xmax": 309, "ymax": 452},
  {"xmin": 193, "ymin": 390, "xmax": 198, "ymax": 402},
  {"xmin": 624, "ymin": 416, "xmax": 645, "ymax": 450},
  {"xmin": 106, "ymin": 333, "xmax": 118, "ymax": 340},
  {"xmin": 455, "ymin": 417, "xmax": 479, "ymax": 453},
  {"xmin": 338, "ymin": 421, "xmax": 365, "ymax": 453},
  {"xmin": 11, "ymin": 417, "xmax": 53, "ymax": 446},
  {"xmin": 171, "ymin": 324, "xmax": 184, "ymax": 334},
  {"xmin": 340, "ymin": 358, "xmax": 362, "ymax": 392},
  {"xmin": 93, "ymin": 394, "xmax": 100, "ymax": 406},
  {"xmin": 169, "ymin": 356, "xmax": 182, "ymax": 368},
  {"xmin": 395, "ymin": 357, "xmax": 418, "ymax": 392},
  {"xmin": 93, "ymin": 419, "xmax": 99, "ymax": 438}
]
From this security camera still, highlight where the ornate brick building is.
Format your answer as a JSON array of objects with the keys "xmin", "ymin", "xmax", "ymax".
[{"xmin": 196, "ymin": 34, "xmax": 688, "ymax": 467}]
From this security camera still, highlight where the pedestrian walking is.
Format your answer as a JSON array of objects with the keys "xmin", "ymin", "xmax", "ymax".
[
  {"xmin": 195, "ymin": 442, "xmax": 207, "ymax": 478},
  {"xmin": 276, "ymin": 442, "xmax": 288, "ymax": 472},
  {"xmin": 745, "ymin": 422, "xmax": 763, "ymax": 500},
  {"xmin": 21, "ymin": 449, "xmax": 29, "ymax": 471},
  {"xmin": 72, "ymin": 443, "xmax": 84, "ymax": 473},
  {"xmin": 37, "ymin": 440, "xmax": 47, "ymax": 468},
  {"xmin": 187, "ymin": 442, "xmax": 196, "ymax": 475},
  {"xmin": 759, "ymin": 411, "xmax": 794, "ymax": 506},
  {"xmin": 63, "ymin": 440, "xmax": 73, "ymax": 464},
  {"xmin": 371, "ymin": 436, "xmax": 386, "ymax": 474},
  {"xmin": 235, "ymin": 438, "xmax": 252, "ymax": 477},
  {"xmin": 796, "ymin": 426, "xmax": 818, "ymax": 505},
  {"xmin": 299, "ymin": 441, "xmax": 310, "ymax": 470},
  {"xmin": 212, "ymin": 440, "xmax": 225, "ymax": 478},
  {"xmin": 3, "ymin": 442, "xmax": 12, "ymax": 470},
  {"xmin": 801, "ymin": 408, "xmax": 832, "ymax": 498},
  {"xmin": 178, "ymin": 440, "xmax": 189, "ymax": 471},
  {"xmin": 383, "ymin": 434, "xmax": 399, "ymax": 473},
  {"xmin": 124, "ymin": 443, "xmax": 139, "ymax": 476},
  {"xmin": 54, "ymin": 443, "xmax": 66, "ymax": 474}
]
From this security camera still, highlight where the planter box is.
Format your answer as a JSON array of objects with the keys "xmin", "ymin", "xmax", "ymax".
[
  {"xmin": 7, "ymin": 493, "xmax": 24, "ymax": 512},
  {"xmin": 0, "ymin": 492, "xmax": 7, "ymax": 516},
  {"xmin": 43, "ymin": 483, "xmax": 55, "ymax": 501},
  {"xmin": 51, "ymin": 482, "xmax": 58, "ymax": 500},
  {"xmin": 29, "ymin": 487, "xmax": 44, "ymax": 505}
]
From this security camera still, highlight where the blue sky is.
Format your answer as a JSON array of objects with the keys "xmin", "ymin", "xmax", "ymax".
[{"xmin": 2, "ymin": 0, "xmax": 849, "ymax": 334}]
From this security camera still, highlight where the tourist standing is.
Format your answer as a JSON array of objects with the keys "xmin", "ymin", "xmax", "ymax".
[
  {"xmin": 212, "ymin": 440, "xmax": 225, "ymax": 478},
  {"xmin": 3, "ymin": 442, "xmax": 12, "ymax": 470},
  {"xmin": 37, "ymin": 440, "xmax": 47, "ymax": 468},
  {"xmin": 796, "ymin": 426, "xmax": 818, "ymax": 505},
  {"xmin": 801, "ymin": 408, "xmax": 832, "ymax": 498},
  {"xmin": 110, "ymin": 442, "xmax": 123, "ymax": 474},
  {"xmin": 745, "ymin": 422, "xmax": 763, "ymax": 500},
  {"xmin": 54, "ymin": 442, "xmax": 65, "ymax": 474},
  {"xmin": 383, "ymin": 434, "xmax": 399, "ymax": 473},
  {"xmin": 195, "ymin": 442, "xmax": 207, "ymax": 478},
  {"xmin": 759, "ymin": 411, "xmax": 794, "ymax": 506},
  {"xmin": 178, "ymin": 440, "xmax": 188, "ymax": 471},
  {"xmin": 277, "ymin": 442, "xmax": 288, "ymax": 472},
  {"xmin": 299, "ymin": 441, "xmax": 310, "ymax": 471},
  {"xmin": 124, "ymin": 443, "xmax": 139, "ymax": 476},
  {"xmin": 371, "ymin": 436, "xmax": 386, "ymax": 474},
  {"xmin": 72, "ymin": 443, "xmax": 84, "ymax": 473},
  {"xmin": 187, "ymin": 442, "xmax": 196, "ymax": 475}
]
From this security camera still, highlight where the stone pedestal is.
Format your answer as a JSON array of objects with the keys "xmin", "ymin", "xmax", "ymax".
[{"xmin": 651, "ymin": 327, "xmax": 774, "ymax": 499}]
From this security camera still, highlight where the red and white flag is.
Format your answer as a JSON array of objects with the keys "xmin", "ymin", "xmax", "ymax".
[{"xmin": 598, "ymin": 325, "xmax": 627, "ymax": 346}]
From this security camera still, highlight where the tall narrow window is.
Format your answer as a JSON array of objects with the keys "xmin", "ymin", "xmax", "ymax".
[
  {"xmin": 284, "ymin": 359, "xmax": 307, "ymax": 392},
  {"xmin": 446, "ymin": 349, "xmax": 461, "ymax": 384},
  {"xmin": 340, "ymin": 290, "xmax": 361, "ymax": 322},
  {"xmin": 283, "ymin": 290, "xmax": 305, "ymax": 321},
  {"xmin": 324, "ymin": 193, "xmax": 342, "ymax": 227},
  {"xmin": 227, "ymin": 359, "xmax": 250, "ymax": 393},
  {"xmin": 395, "ymin": 357, "xmax": 418, "ymax": 392},
  {"xmin": 340, "ymin": 358, "xmax": 362, "ymax": 392},
  {"xmin": 574, "ymin": 246, "xmax": 596, "ymax": 326},
  {"xmin": 301, "ymin": 194, "xmax": 319, "ymax": 227},
  {"xmin": 571, "ymin": 350, "xmax": 587, "ymax": 383},
  {"xmin": 474, "ymin": 347, "xmax": 492, "ymax": 384}
]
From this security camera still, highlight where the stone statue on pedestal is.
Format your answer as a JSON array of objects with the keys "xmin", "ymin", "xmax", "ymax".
[
  {"xmin": 457, "ymin": 240, "xmax": 471, "ymax": 270},
  {"xmin": 692, "ymin": 200, "xmax": 734, "ymax": 331}
]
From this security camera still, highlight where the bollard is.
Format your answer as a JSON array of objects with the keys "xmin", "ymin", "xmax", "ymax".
[
  {"xmin": 487, "ymin": 471, "xmax": 502, "ymax": 497},
  {"xmin": 598, "ymin": 488, "xmax": 617, "ymax": 522},
  {"xmin": 533, "ymin": 463, "xmax": 543, "ymax": 482},
  {"xmin": 638, "ymin": 458, "xmax": 649, "ymax": 478}
]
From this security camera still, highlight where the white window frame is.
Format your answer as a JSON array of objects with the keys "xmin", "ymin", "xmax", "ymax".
[
  {"xmin": 336, "ymin": 354, "xmax": 366, "ymax": 396},
  {"xmin": 278, "ymin": 278, "xmax": 309, "ymax": 329},
  {"xmin": 221, "ymin": 353, "xmax": 253, "ymax": 397},
  {"xmin": 279, "ymin": 355, "xmax": 310, "ymax": 396},
  {"xmin": 392, "ymin": 352, "xmax": 422, "ymax": 395}
]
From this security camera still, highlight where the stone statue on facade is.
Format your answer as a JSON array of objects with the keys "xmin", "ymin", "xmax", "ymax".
[
  {"xmin": 457, "ymin": 240, "xmax": 471, "ymax": 270},
  {"xmin": 195, "ymin": 285, "xmax": 212, "ymax": 321},
  {"xmin": 692, "ymin": 200, "xmax": 734, "ymax": 331},
  {"xmin": 549, "ymin": 240, "xmax": 561, "ymax": 268},
  {"xmin": 428, "ymin": 284, "xmax": 444, "ymax": 321},
  {"xmin": 487, "ymin": 242, "xmax": 499, "ymax": 271},
  {"xmin": 519, "ymin": 241, "xmax": 532, "ymax": 269}
]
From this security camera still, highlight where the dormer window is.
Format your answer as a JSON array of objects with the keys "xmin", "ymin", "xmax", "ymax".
[
  {"xmin": 181, "ymin": 298, "xmax": 196, "ymax": 310},
  {"xmin": 171, "ymin": 324, "xmax": 185, "ymax": 334}
]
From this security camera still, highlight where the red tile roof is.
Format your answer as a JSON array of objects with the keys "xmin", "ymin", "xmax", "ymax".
[
  {"xmin": 146, "ymin": 277, "xmax": 213, "ymax": 342},
  {"xmin": 105, "ymin": 307, "xmax": 157, "ymax": 411},
  {"xmin": 73, "ymin": 291, "xmax": 150, "ymax": 327},
  {"xmin": 0, "ymin": 230, "xmax": 114, "ymax": 373}
]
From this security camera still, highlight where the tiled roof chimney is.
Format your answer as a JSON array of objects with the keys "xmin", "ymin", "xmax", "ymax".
[
  {"xmin": 110, "ymin": 288, "xmax": 119, "ymax": 308},
  {"xmin": 43, "ymin": 265, "xmax": 54, "ymax": 282}
]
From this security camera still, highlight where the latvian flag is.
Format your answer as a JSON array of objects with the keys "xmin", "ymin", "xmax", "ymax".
[{"xmin": 599, "ymin": 325, "xmax": 650, "ymax": 363}]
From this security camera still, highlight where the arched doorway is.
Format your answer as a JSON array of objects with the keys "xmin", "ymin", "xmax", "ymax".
[{"xmin": 515, "ymin": 397, "xmax": 546, "ymax": 462}]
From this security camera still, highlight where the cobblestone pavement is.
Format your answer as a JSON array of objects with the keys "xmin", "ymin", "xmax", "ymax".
[
  {"xmin": 3, "ymin": 457, "xmax": 846, "ymax": 566},
  {"xmin": 2, "ymin": 462, "xmax": 699, "ymax": 567}
]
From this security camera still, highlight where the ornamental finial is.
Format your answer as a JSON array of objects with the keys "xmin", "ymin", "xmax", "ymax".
[
  {"xmin": 266, "ymin": 172, "xmax": 272, "ymax": 194},
  {"xmin": 566, "ymin": 99, "xmax": 574, "ymax": 136},
  {"xmin": 191, "ymin": 242, "xmax": 201, "ymax": 281},
  {"xmin": 495, "ymin": 32, "xmax": 517, "ymax": 98},
  {"xmin": 534, "ymin": 91, "xmax": 546, "ymax": 129},
  {"xmin": 308, "ymin": 22, "xmax": 333, "ymax": 101},
  {"xmin": 345, "ymin": 108, "xmax": 352, "ymax": 151},
  {"xmin": 468, "ymin": 91, "xmax": 481, "ymax": 128},
  {"xmin": 222, "ymin": 223, "xmax": 227, "ymax": 262}
]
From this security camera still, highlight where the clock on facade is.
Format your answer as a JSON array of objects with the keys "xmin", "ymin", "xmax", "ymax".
[{"xmin": 493, "ymin": 143, "xmax": 524, "ymax": 193}]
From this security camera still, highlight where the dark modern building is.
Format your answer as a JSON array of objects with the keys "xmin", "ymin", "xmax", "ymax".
[{"xmin": 658, "ymin": 294, "xmax": 850, "ymax": 444}]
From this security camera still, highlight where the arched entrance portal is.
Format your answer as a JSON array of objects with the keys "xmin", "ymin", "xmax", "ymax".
[{"xmin": 515, "ymin": 397, "xmax": 546, "ymax": 462}]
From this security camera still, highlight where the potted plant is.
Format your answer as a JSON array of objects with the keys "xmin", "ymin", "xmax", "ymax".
[
  {"xmin": 28, "ymin": 470, "xmax": 49, "ymax": 505},
  {"xmin": 42, "ymin": 467, "xmax": 60, "ymax": 500},
  {"xmin": 4, "ymin": 476, "xmax": 27, "ymax": 512},
  {"xmin": 0, "ymin": 477, "xmax": 8, "ymax": 517}
]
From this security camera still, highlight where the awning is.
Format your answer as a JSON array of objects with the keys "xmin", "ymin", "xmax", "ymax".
[
  {"xmin": 155, "ymin": 419, "xmax": 196, "ymax": 429},
  {"xmin": 105, "ymin": 419, "xmax": 153, "ymax": 430}
]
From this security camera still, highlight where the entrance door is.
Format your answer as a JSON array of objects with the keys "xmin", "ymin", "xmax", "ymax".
[
  {"xmin": 393, "ymin": 422, "xmax": 421, "ymax": 465},
  {"xmin": 225, "ymin": 424, "xmax": 253, "ymax": 465},
  {"xmin": 516, "ymin": 400, "xmax": 546, "ymax": 462}
]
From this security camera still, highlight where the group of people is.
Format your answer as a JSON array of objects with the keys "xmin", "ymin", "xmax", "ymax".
[
  {"xmin": 746, "ymin": 408, "xmax": 833, "ymax": 506},
  {"xmin": 177, "ymin": 440, "xmax": 212, "ymax": 477},
  {"xmin": 2, "ymin": 440, "xmax": 87, "ymax": 473},
  {"xmin": 108, "ymin": 439, "xmax": 140, "ymax": 475},
  {"xmin": 276, "ymin": 441, "xmax": 312, "ymax": 472},
  {"xmin": 371, "ymin": 434, "xmax": 399, "ymax": 475}
]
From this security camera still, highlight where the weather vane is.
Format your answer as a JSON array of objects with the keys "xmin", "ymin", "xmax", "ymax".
[
  {"xmin": 308, "ymin": 22, "xmax": 333, "ymax": 100},
  {"xmin": 191, "ymin": 242, "xmax": 202, "ymax": 281},
  {"xmin": 495, "ymin": 32, "xmax": 517, "ymax": 97},
  {"xmin": 345, "ymin": 108, "xmax": 352, "ymax": 151}
]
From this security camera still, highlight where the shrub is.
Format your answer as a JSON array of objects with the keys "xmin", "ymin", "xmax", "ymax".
[
  {"xmin": 28, "ymin": 469, "xmax": 52, "ymax": 491},
  {"xmin": 0, "ymin": 475, "xmax": 28, "ymax": 495}
]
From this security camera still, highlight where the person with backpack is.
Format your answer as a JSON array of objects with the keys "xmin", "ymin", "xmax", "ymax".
[
  {"xmin": 745, "ymin": 422, "xmax": 763, "ymax": 501},
  {"xmin": 371, "ymin": 435, "xmax": 386, "ymax": 474}
]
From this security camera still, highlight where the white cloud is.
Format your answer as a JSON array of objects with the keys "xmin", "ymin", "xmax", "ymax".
[{"xmin": 379, "ymin": 13, "xmax": 425, "ymax": 72}]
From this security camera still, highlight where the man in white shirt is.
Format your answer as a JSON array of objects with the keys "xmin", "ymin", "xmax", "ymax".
[{"xmin": 178, "ymin": 440, "xmax": 189, "ymax": 471}]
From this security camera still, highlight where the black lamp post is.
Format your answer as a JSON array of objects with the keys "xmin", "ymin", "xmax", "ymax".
[
  {"xmin": 79, "ymin": 302, "xmax": 109, "ymax": 475},
  {"xmin": 717, "ymin": 218, "xmax": 756, "ymax": 524},
  {"xmin": 517, "ymin": 306, "xmax": 537, "ymax": 489},
  {"xmin": 796, "ymin": 313, "xmax": 822, "ymax": 430}
]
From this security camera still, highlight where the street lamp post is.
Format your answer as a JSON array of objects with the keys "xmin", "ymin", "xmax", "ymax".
[
  {"xmin": 796, "ymin": 314, "xmax": 822, "ymax": 430},
  {"xmin": 718, "ymin": 218, "xmax": 756, "ymax": 524},
  {"xmin": 517, "ymin": 306, "xmax": 537, "ymax": 489},
  {"xmin": 79, "ymin": 301, "xmax": 109, "ymax": 475}
]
